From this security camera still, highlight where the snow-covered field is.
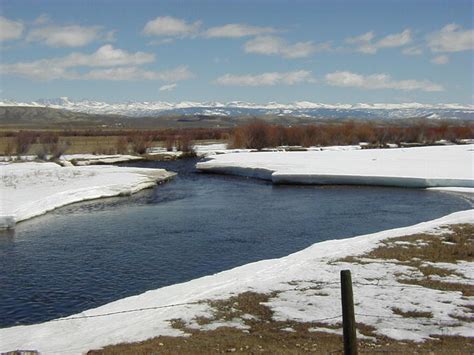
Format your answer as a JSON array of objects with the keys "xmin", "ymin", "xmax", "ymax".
[
  {"xmin": 0, "ymin": 209, "xmax": 472, "ymax": 354},
  {"xmin": 0, "ymin": 154, "xmax": 143, "ymax": 165},
  {"xmin": 0, "ymin": 162, "xmax": 175, "ymax": 229},
  {"xmin": 197, "ymin": 144, "xmax": 474, "ymax": 190}
]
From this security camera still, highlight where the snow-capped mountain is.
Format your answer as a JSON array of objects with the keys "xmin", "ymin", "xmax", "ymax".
[{"xmin": 1, "ymin": 97, "xmax": 473, "ymax": 120}]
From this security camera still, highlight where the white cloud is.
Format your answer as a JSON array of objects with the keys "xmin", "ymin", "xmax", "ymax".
[
  {"xmin": 147, "ymin": 38, "xmax": 175, "ymax": 46},
  {"xmin": 431, "ymin": 55, "xmax": 449, "ymax": 65},
  {"xmin": 59, "ymin": 45, "xmax": 155, "ymax": 67},
  {"xmin": 325, "ymin": 71, "xmax": 443, "ymax": 92},
  {"xmin": 83, "ymin": 66, "xmax": 192, "ymax": 81},
  {"xmin": 159, "ymin": 83, "xmax": 178, "ymax": 91},
  {"xmin": 27, "ymin": 25, "xmax": 111, "ymax": 47},
  {"xmin": 0, "ymin": 16, "xmax": 24, "ymax": 41},
  {"xmin": 1, "ymin": 62, "xmax": 193, "ymax": 82},
  {"xmin": 143, "ymin": 16, "xmax": 201, "ymax": 37},
  {"xmin": 346, "ymin": 29, "xmax": 412, "ymax": 54},
  {"xmin": 244, "ymin": 36, "xmax": 327, "ymax": 59},
  {"xmin": 402, "ymin": 46, "xmax": 423, "ymax": 56},
  {"xmin": 215, "ymin": 70, "xmax": 315, "ymax": 86},
  {"xmin": 377, "ymin": 29, "xmax": 412, "ymax": 48},
  {"xmin": 203, "ymin": 24, "xmax": 277, "ymax": 38},
  {"xmin": 0, "ymin": 45, "xmax": 186, "ymax": 81},
  {"xmin": 428, "ymin": 24, "xmax": 474, "ymax": 52},
  {"xmin": 104, "ymin": 30, "xmax": 116, "ymax": 42},
  {"xmin": 0, "ymin": 62, "xmax": 70, "ymax": 80},
  {"xmin": 346, "ymin": 31, "xmax": 375, "ymax": 44},
  {"xmin": 33, "ymin": 14, "xmax": 51, "ymax": 26},
  {"xmin": 345, "ymin": 31, "xmax": 376, "ymax": 53}
]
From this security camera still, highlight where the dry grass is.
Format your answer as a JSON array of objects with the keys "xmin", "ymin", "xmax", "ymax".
[
  {"xmin": 340, "ymin": 224, "xmax": 474, "ymax": 297},
  {"xmin": 364, "ymin": 224, "xmax": 473, "ymax": 264},
  {"xmin": 391, "ymin": 307, "xmax": 433, "ymax": 319},
  {"xmin": 88, "ymin": 291, "xmax": 473, "ymax": 354},
  {"xmin": 0, "ymin": 132, "xmax": 227, "ymax": 156},
  {"xmin": 0, "ymin": 135, "xmax": 125, "ymax": 155}
]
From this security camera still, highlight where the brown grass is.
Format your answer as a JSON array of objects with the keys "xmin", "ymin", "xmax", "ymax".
[
  {"xmin": 357, "ymin": 224, "xmax": 474, "ymax": 297},
  {"xmin": 364, "ymin": 224, "xmax": 473, "ymax": 264},
  {"xmin": 88, "ymin": 290, "xmax": 474, "ymax": 354},
  {"xmin": 391, "ymin": 307, "xmax": 433, "ymax": 319}
]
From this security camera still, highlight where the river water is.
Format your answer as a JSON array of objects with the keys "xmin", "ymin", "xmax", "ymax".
[{"xmin": 0, "ymin": 158, "xmax": 471, "ymax": 327}]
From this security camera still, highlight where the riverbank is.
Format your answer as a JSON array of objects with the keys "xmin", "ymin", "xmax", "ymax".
[
  {"xmin": 0, "ymin": 209, "xmax": 472, "ymax": 354},
  {"xmin": 197, "ymin": 144, "xmax": 474, "ymax": 191},
  {"xmin": 0, "ymin": 161, "xmax": 175, "ymax": 229}
]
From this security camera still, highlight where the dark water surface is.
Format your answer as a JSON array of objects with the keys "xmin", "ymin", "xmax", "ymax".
[{"xmin": 0, "ymin": 158, "xmax": 471, "ymax": 327}]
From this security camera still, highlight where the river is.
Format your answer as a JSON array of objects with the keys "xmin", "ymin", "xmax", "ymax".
[{"xmin": 0, "ymin": 158, "xmax": 471, "ymax": 327}]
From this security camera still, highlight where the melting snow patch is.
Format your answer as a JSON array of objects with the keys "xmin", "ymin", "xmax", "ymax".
[
  {"xmin": 0, "ymin": 162, "xmax": 175, "ymax": 228},
  {"xmin": 197, "ymin": 145, "xmax": 474, "ymax": 189}
]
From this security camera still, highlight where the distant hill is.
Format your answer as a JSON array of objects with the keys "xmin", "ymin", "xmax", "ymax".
[
  {"xmin": 1, "ymin": 98, "xmax": 473, "ymax": 121},
  {"xmin": 0, "ymin": 105, "xmax": 343, "ymax": 129},
  {"xmin": 0, "ymin": 106, "xmax": 127, "ymax": 128},
  {"xmin": 1, "ymin": 98, "xmax": 473, "ymax": 129}
]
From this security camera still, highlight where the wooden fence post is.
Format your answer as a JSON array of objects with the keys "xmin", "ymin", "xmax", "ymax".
[{"xmin": 341, "ymin": 269, "xmax": 357, "ymax": 355}]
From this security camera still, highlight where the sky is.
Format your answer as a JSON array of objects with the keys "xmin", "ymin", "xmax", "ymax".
[{"xmin": 0, "ymin": 0, "xmax": 472, "ymax": 104}]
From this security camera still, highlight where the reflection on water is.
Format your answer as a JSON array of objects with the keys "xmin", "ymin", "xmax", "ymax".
[{"xmin": 0, "ymin": 158, "xmax": 471, "ymax": 327}]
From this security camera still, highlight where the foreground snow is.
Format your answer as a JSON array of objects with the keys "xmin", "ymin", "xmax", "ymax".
[
  {"xmin": 0, "ymin": 210, "xmax": 472, "ymax": 354},
  {"xmin": 197, "ymin": 145, "xmax": 474, "ymax": 189},
  {"xmin": 0, "ymin": 162, "xmax": 175, "ymax": 229}
]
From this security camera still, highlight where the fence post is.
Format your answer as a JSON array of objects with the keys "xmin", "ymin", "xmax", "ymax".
[{"xmin": 341, "ymin": 269, "xmax": 357, "ymax": 355}]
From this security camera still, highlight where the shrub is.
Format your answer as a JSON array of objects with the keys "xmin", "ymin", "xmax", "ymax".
[
  {"xmin": 16, "ymin": 131, "xmax": 36, "ymax": 155},
  {"xmin": 116, "ymin": 136, "xmax": 129, "ymax": 154},
  {"xmin": 3, "ymin": 141, "xmax": 15, "ymax": 156},
  {"xmin": 228, "ymin": 120, "xmax": 474, "ymax": 149},
  {"xmin": 128, "ymin": 133, "xmax": 153, "ymax": 155},
  {"xmin": 50, "ymin": 141, "xmax": 70, "ymax": 159},
  {"xmin": 176, "ymin": 133, "xmax": 193, "ymax": 153},
  {"xmin": 35, "ymin": 144, "xmax": 48, "ymax": 160},
  {"xmin": 165, "ymin": 135, "xmax": 175, "ymax": 151}
]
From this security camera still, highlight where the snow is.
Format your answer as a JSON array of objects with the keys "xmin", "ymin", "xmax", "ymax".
[
  {"xmin": 0, "ymin": 209, "xmax": 472, "ymax": 354},
  {"xmin": 145, "ymin": 144, "xmax": 255, "ymax": 158},
  {"xmin": 2, "ymin": 98, "xmax": 473, "ymax": 119},
  {"xmin": 197, "ymin": 145, "xmax": 474, "ymax": 189},
  {"xmin": 428, "ymin": 187, "xmax": 474, "ymax": 194},
  {"xmin": 61, "ymin": 154, "xmax": 143, "ymax": 165},
  {"xmin": 193, "ymin": 143, "xmax": 255, "ymax": 157},
  {"xmin": 0, "ymin": 162, "xmax": 175, "ymax": 229},
  {"xmin": 0, "ymin": 154, "xmax": 143, "ymax": 166}
]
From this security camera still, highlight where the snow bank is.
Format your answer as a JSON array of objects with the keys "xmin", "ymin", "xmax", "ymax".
[
  {"xmin": 0, "ymin": 209, "xmax": 472, "ymax": 354},
  {"xmin": 197, "ymin": 145, "xmax": 474, "ymax": 189},
  {"xmin": 193, "ymin": 143, "xmax": 255, "ymax": 157},
  {"xmin": 61, "ymin": 154, "xmax": 143, "ymax": 165},
  {"xmin": 0, "ymin": 162, "xmax": 175, "ymax": 229},
  {"xmin": 0, "ymin": 154, "xmax": 143, "ymax": 165}
]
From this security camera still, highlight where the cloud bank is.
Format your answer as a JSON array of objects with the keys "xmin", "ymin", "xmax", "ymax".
[
  {"xmin": 0, "ymin": 16, "xmax": 24, "ymax": 41},
  {"xmin": 215, "ymin": 70, "xmax": 315, "ymax": 86},
  {"xmin": 325, "ymin": 71, "xmax": 443, "ymax": 92}
]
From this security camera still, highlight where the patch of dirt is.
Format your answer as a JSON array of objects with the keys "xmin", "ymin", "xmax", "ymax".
[{"xmin": 89, "ymin": 292, "xmax": 473, "ymax": 354}]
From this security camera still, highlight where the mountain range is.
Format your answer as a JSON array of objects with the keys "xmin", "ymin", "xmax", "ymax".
[{"xmin": 1, "ymin": 97, "xmax": 473, "ymax": 120}]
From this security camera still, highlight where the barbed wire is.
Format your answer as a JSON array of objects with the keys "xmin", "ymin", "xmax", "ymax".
[
  {"xmin": 5, "ymin": 278, "xmax": 470, "ymax": 354},
  {"xmin": 11, "ymin": 278, "xmax": 462, "ymax": 325},
  {"xmin": 49, "ymin": 300, "xmax": 202, "ymax": 322}
]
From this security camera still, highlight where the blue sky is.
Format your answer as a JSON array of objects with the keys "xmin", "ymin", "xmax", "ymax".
[{"xmin": 0, "ymin": 0, "xmax": 472, "ymax": 103}]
